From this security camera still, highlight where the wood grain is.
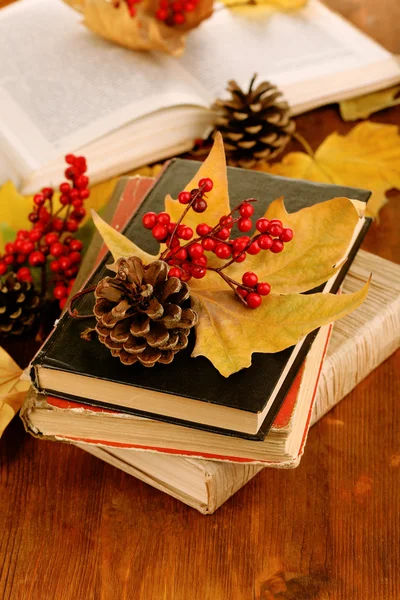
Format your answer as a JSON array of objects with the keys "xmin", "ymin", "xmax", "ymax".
[{"xmin": 1, "ymin": 1, "xmax": 400, "ymax": 599}]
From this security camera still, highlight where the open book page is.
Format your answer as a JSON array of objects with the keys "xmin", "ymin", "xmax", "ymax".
[
  {"xmin": 0, "ymin": 0, "xmax": 208, "ymax": 175},
  {"xmin": 179, "ymin": 0, "xmax": 400, "ymax": 114}
]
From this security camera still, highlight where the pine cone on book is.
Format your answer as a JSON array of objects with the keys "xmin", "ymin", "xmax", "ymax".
[
  {"xmin": 85, "ymin": 257, "xmax": 197, "ymax": 367},
  {"xmin": 0, "ymin": 273, "xmax": 40, "ymax": 338},
  {"xmin": 213, "ymin": 76, "xmax": 295, "ymax": 168}
]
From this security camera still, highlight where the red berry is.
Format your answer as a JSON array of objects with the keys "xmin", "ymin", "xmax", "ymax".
[
  {"xmin": 258, "ymin": 234, "xmax": 273, "ymax": 250},
  {"xmin": 168, "ymin": 267, "xmax": 182, "ymax": 279},
  {"xmin": 69, "ymin": 189, "xmax": 80, "ymax": 201},
  {"xmin": 173, "ymin": 12, "xmax": 185, "ymax": 24},
  {"xmin": 188, "ymin": 243, "xmax": 204, "ymax": 260},
  {"xmin": 178, "ymin": 191, "xmax": 191, "ymax": 204},
  {"xmin": 75, "ymin": 156, "xmax": 87, "ymax": 172},
  {"xmin": 219, "ymin": 215, "xmax": 234, "ymax": 228},
  {"xmin": 75, "ymin": 175, "xmax": 89, "ymax": 189},
  {"xmin": 192, "ymin": 198, "xmax": 207, "ymax": 213},
  {"xmin": 33, "ymin": 193, "xmax": 45, "ymax": 206},
  {"xmin": 54, "ymin": 286, "xmax": 68, "ymax": 300},
  {"xmin": 59, "ymin": 256, "xmax": 72, "ymax": 270},
  {"xmin": 16, "ymin": 254, "xmax": 27, "ymax": 264},
  {"xmin": 63, "ymin": 236, "xmax": 73, "ymax": 246},
  {"xmin": 184, "ymin": 0, "xmax": 196, "ymax": 10},
  {"xmin": 247, "ymin": 240, "xmax": 261, "ymax": 255},
  {"xmin": 180, "ymin": 227, "xmax": 193, "ymax": 241},
  {"xmin": 29, "ymin": 251, "xmax": 45, "ymax": 266},
  {"xmin": 59, "ymin": 297, "xmax": 68, "ymax": 310},
  {"xmin": 0, "ymin": 261, "xmax": 7, "ymax": 275},
  {"xmin": 269, "ymin": 219, "xmax": 282, "ymax": 226},
  {"xmin": 69, "ymin": 251, "xmax": 81, "ymax": 264},
  {"xmin": 142, "ymin": 212, "xmax": 157, "ymax": 229},
  {"xmin": 5, "ymin": 243, "xmax": 15, "ymax": 254},
  {"xmin": 172, "ymin": 0, "xmax": 183, "ymax": 10},
  {"xmin": 22, "ymin": 241, "xmax": 34, "ymax": 255},
  {"xmin": 239, "ymin": 202, "xmax": 254, "ymax": 218},
  {"xmin": 196, "ymin": 223, "xmax": 212, "ymax": 236},
  {"xmin": 216, "ymin": 227, "xmax": 230, "ymax": 241},
  {"xmin": 64, "ymin": 267, "xmax": 78, "ymax": 278},
  {"xmin": 28, "ymin": 230, "xmax": 41, "ymax": 242},
  {"xmin": 257, "ymin": 282, "xmax": 271, "ymax": 296},
  {"xmin": 79, "ymin": 188, "xmax": 90, "ymax": 200},
  {"xmin": 152, "ymin": 224, "xmax": 168, "ymax": 242},
  {"xmin": 202, "ymin": 237, "xmax": 216, "ymax": 251},
  {"xmin": 41, "ymin": 187, "xmax": 53, "ymax": 199},
  {"xmin": 198, "ymin": 178, "xmax": 213, "ymax": 192},
  {"xmin": 53, "ymin": 218, "xmax": 64, "ymax": 232},
  {"xmin": 167, "ymin": 222, "xmax": 177, "ymax": 235},
  {"xmin": 45, "ymin": 233, "xmax": 59, "ymax": 245},
  {"xmin": 181, "ymin": 272, "xmax": 192, "ymax": 282},
  {"xmin": 17, "ymin": 230, "xmax": 29, "ymax": 239},
  {"xmin": 174, "ymin": 248, "xmax": 188, "ymax": 261},
  {"xmin": 17, "ymin": 267, "xmax": 32, "ymax": 282},
  {"xmin": 71, "ymin": 207, "xmax": 86, "ymax": 220},
  {"xmin": 256, "ymin": 218, "xmax": 270, "ymax": 233},
  {"xmin": 237, "ymin": 287, "xmax": 248, "ymax": 299},
  {"xmin": 269, "ymin": 223, "xmax": 283, "ymax": 237},
  {"xmin": 50, "ymin": 260, "xmax": 61, "ymax": 273},
  {"xmin": 65, "ymin": 154, "xmax": 75, "ymax": 164},
  {"xmin": 65, "ymin": 166, "xmax": 76, "ymax": 180},
  {"xmin": 233, "ymin": 236, "xmax": 250, "ymax": 252},
  {"xmin": 157, "ymin": 212, "xmax": 170, "ymax": 225},
  {"xmin": 59, "ymin": 182, "xmax": 71, "ymax": 194},
  {"xmin": 14, "ymin": 239, "xmax": 24, "ymax": 252},
  {"xmin": 233, "ymin": 251, "xmax": 246, "ymax": 263},
  {"xmin": 191, "ymin": 267, "xmax": 206, "ymax": 279},
  {"xmin": 70, "ymin": 239, "xmax": 83, "ymax": 252},
  {"xmin": 270, "ymin": 239, "xmax": 284, "ymax": 253},
  {"xmin": 242, "ymin": 271, "xmax": 258, "ymax": 287},
  {"xmin": 29, "ymin": 212, "xmax": 39, "ymax": 223},
  {"xmin": 66, "ymin": 220, "xmax": 78, "ymax": 232},
  {"xmin": 60, "ymin": 194, "xmax": 70, "ymax": 206},
  {"xmin": 215, "ymin": 243, "xmax": 231, "ymax": 259},
  {"xmin": 246, "ymin": 292, "xmax": 262, "ymax": 309},
  {"xmin": 280, "ymin": 228, "xmax": 293, "ymax": 243},
  {"xmin": 238, "ymin": 217, "xmax": 252, "ymax": 232},
  {"xmin": 4, "ymin": 255, "xmax": 14, "ymax": 266},
  {"xmin": 156, "ymin": 7, "xmax": 168, "ymax": 20},
  {"xmin": 50, "ymin": 243, "xmax": 65, "ymax": 257}
]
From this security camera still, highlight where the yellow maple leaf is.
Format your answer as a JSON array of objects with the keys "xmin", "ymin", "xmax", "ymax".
[
  {"xmin": 92, "ymin": 133, "xmax": 369, "ymax": 377},
  {"xmin": 0, "ymin": 347, "xmax": 29, "ymax": 437},
  {"xmin": 261, "ymin": 121, "xmax": 400, "ymax": 219},
  {"xmin": 340, "ymin": 86, "xmax": 400, "ymax": 121}
]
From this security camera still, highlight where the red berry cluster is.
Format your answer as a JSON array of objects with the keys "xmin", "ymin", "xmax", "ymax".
[
  {"xmin": 142, "ymin": 178, "xmax": 294, "ymax": 309},
  {"xmin": 0, "ymin": 154, "xmax": 89, "ymax": 309},
  {"xmin": 155, "ymin": 0, "xmax": 199, "ymax": 26}
]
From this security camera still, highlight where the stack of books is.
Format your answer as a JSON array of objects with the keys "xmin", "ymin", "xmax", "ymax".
[{"xmin": 21, "ymin": 163, "xmax": 400, "ymax": 513}]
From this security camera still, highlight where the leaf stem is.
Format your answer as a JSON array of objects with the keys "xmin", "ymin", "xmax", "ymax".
[{"xmin": 293, "ymin": 131, "xmax": 314, "ymax": 158}]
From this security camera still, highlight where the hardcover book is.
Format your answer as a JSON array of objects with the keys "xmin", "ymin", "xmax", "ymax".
[
  {"xmin": 29, "ymin": 161, "xmax": 371, "ymax": 440},
  {"xmin": 21, "ymin": 250, "xmax": 400, "ymax": 511},
  {"xmin": 1, "ymin": 0, "xmax": 400, "ymax": 192}
]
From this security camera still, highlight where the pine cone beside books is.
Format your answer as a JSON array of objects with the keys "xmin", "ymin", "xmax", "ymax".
[
  {"xmin": 88, "ymin": 257, "xmax": 198, "ymax": 367},
  {"xmin": 0, "ymin": 273, "xmax": 41, "ymax": 337},
  {"xmin": 213, "ymin": 76, "xmax": 296, "ymax": 168}
]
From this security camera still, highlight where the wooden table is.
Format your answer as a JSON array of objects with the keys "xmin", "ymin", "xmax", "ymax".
[{"xmin": 1, "ymin": 2, "xmax": 400, "ymax": 599}]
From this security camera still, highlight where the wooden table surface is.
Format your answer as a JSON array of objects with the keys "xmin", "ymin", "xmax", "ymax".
[{"xmin": 1, "ymin": 1, "xmax": 400, "ymax": 599}]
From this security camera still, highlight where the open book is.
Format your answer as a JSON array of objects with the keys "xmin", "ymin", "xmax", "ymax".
[{"xmin": 1, "ymin": 0, "xmax": 399, "ymax": 193}]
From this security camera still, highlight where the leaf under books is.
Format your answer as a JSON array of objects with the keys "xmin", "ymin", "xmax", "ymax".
[
  {"xmin": 0, "ymin": 347, "xmax": 29, "ymax": 437},
  {"xmin": 260, "ymin": 121, "xmax": 400, "ymax": 219},
  {"xmin": 340, "ymin": 86, "xmax": 400, "ymax": 121},
  {"xmin": 221, "ymin": 0, "xmax": 308, "ymax": 12},
  {"xmin": 67, "ymin": 0, "xmax": 213, "ymax": 56},
  {"xmin": 93, "ymin": 134, "xmax": 369, "ymax": 377}
]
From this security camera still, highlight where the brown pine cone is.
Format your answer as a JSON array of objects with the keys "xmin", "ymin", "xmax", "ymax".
[
  {"xmin": 84, "ymin": 257, "xmax": 198, "ymax": 367},
  {"xmin": 0, "ymin": 273, "xmax": 41, "ymax": 338},
  {"xmin": 213, "ymin": 75, "xmax": 295, "ymax": 168}
]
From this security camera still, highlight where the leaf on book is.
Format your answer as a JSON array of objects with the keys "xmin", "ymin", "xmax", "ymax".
[
  {"xmin": 222, "ymin": 0, "xmax": 308, "ymax": 13},
  {"xmin": 70, "ymin": 0, "xmax": 213, "ymax": 56},
  {"xmin": 0, "ymin": 347, "xmax": 29, "ymax": 437},
  {"xmin": 260, "ymin": 121, "xmax": 400, "ymax": 219},
  {"xmin": 340, "ymin": 86, "xmax": 400, "ymax": 121},
  {"xmin": 93, "ymin": 135, "xmax": 369, "ymax": 377}
]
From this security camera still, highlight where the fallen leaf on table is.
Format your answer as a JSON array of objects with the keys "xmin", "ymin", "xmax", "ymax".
[
  {"xmin": 0, "ymin": 347, "xmax": 29, "ymax": 437},
  {"xmin": 340, "ymin": 86, "xmax": 400, "ymax": 121},
  {"xmin": 260, "ymin": 121, "xmax": 400, "ymax": 218},
  {"xmin": 222, "ymin": 0, "xmax": 307, "ymax": 11},
  {"xmin": 93, "ymin": 133, "xmax": 369, "ymax": 377}
]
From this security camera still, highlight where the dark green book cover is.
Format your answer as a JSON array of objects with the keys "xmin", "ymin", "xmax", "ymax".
[{"xmin": 31, "ymin": 160, "xmax": 371, "ymax": 440}]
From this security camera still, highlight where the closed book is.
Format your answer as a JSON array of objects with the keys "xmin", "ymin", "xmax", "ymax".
[
  {"xmin": 21, "ymin": 250, "xmax": 400, "ymax": 512},
  {"xmin": 29, "ymin": 161, "xmax": 370, "ymax": 439}
]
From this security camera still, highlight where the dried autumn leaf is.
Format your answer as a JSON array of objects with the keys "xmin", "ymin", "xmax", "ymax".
[
  {"xmin": 340, "ymin": 86, "xmax": 400, "ymax": 121},
  {"xmin": 222, "ymin": 0, "xmax": 307, "ymax": 10},
  {"xmin": 0, "ymin": 347, "xmax": 29, "ymax": 437},
  {"xmin": 261, "ymin": 121, "xmax": 400, "ymax": 219},
  {"xmin": 65, "ymin": 0, "xmax": 213, "ymax": 56},
  {"xmin": 93, "ymin": 134, "xmax": 369, "ymax": 376}
]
